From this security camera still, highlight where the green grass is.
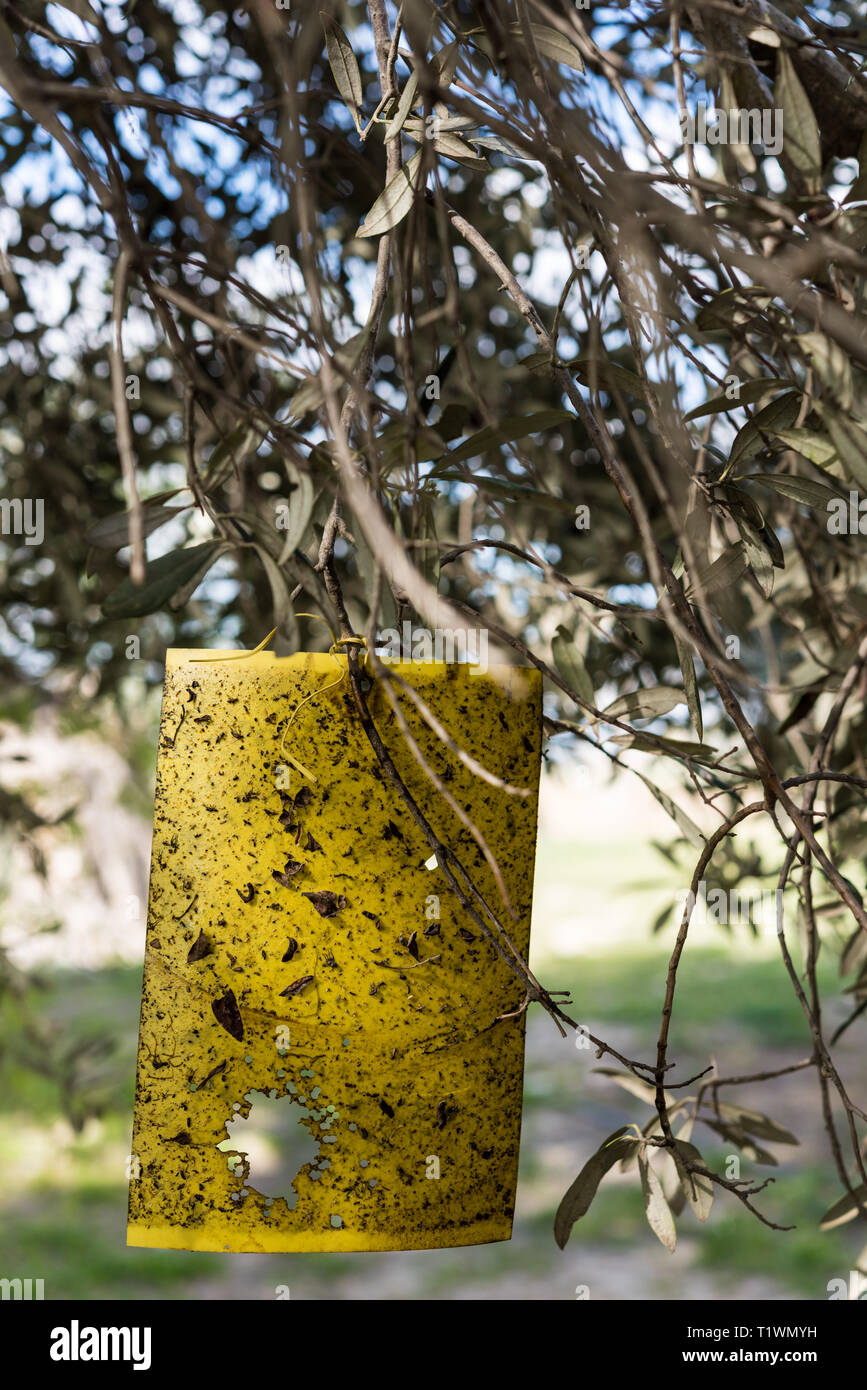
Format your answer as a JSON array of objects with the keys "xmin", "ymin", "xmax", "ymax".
[
  {"xmin": 553, "ymin": 944, "xmax": 837, "ymax": 1048},
  {"xmin": 0, "ymin": 947, "xmax": 861, "ymax": 1299}
]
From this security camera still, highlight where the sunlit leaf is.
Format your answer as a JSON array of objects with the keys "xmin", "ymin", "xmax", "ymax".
[
  {"xmin": 255, "ymin": 546, "xmax": 298, "ymax": 645},
  {"xmin": 634, "ymin": 771, "xmax": 706, "ymax": 849},
  {"xmin": 674, "ymin": 633, "xmax": 703, "ymax": 740},
  {"xmin": 821, "ymin": 411, "xmax": 867, "ymax": 492},
  {"xmin": 552, "ymin": 624, "xmax": 594, "ymax": 707},
  {"xmin": 638, "ymin": 1150, "xmax": 677, "ymax": 1251},
  {"xmin": 356, "ymin": 151, "xmax": 424, "ymax": 238},
  {"xmin": 599, "ymin": 685, "xmax": 686, "ymax": 723},
  {"xmin": 819, "ymin": 1185, "xmax": 867, "ymax": 1230},
  {"xmin": 384, "ymin": 71, "xmax": 419, "ymax": 141},
  {"xmin": 276, "ymin": 462, "xmax": 316, "ymax": 564},
  {"xmin": 510, "ymin": 23, "xmax": 584, "ymax": 73},
  {"xmin": 745, "ymin": 473, "xmax": 844, "ymax": 508},
  {"xmin": 770, "ymin": 428, "xmax": 837, "ymax": 467}
]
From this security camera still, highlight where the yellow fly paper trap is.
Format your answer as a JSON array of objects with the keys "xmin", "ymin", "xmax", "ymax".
[{"xmin": 127, "ymin": 649, "xmax": 541, "ymax": 1253}]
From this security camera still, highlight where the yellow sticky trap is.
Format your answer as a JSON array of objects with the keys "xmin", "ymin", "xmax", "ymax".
[{"xmin": 127, "ymin": 652, "xmax": 541, "ymax": 1252}]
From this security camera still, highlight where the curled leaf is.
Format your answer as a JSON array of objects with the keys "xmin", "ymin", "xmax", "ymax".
[
  {"xmin": 280, "ymin": 974, "xmax": 314, "ymax": 998},
  {"xmin": 302, "ymin": 890, "xmax": 348, "ymax": 917},
  {"xmin": 211, "ymin": 989, "xmax": 244, "ymax": 1042}
]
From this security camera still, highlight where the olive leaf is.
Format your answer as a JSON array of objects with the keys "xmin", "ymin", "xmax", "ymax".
[
  {"xmin": 634, "ymin": 770, "xmax": 706, "ymax": 850},
  {"xmin": 85, "ymin": 489, "xmax": 187, "ymax": 550},
  {"xmin": 204, "ymin": 422, "xmax": 267, "ymax": 487},
  {"xmin": 684, "ymin": 544, "xmax": 749, "ymax": 598},
  {"xmin": 619, "ymin": 1112, "xmax": 665, "ymax": 1173},
  {"xmin": 384, "ymin": 71, "xmax": 419, "ymax": 141},
  {"xmin": 417, "ymin": 491, "xmax": 440, "ymax": 590},
  {"xmin": 684, "ymin": 378, "xmax": 791, "ymax": 422},
  {"xmin": 276, "ymin": 461, "xmax": 316, "ymax": 563},
  {"xmin": 819, "ymin": 1185, "xmax": 867, "ymax": 1230},
  {"xmin": 672, "ymin": 1139, "xmax": 714, "ymax": 1222},
  {"xmin": 734, "ymin": 514, "xmax": 776, "ymax": 597},
  {"xmin": 701, "ymin": 1119, "xmax": 779, "ymax": 1166},
  {"xmin": 321, "ymin": 13, "xmax": 363, "ymax": 123},
  {"xmin": 356, "ymin": 151, "xmax": 423, "ymax": 238},
  {"xmin": 102, "ymin": 540, "xmax": 226, "ymax": 619},
  {"xmin": 571, "ymin": 356, "xmax": 646, "ymax": 398},
  {"xmin": 724, "ymin": 391, "xmax": 802, "ymax": 474},
  {"xmin": 770, "ymin": 428, "xmax": 837, "ymax": 467},
  {"xmin": 745, "ymin": 473, "xmax": 844, "ymax": 509},
  {"xmin": 431, "ymin": 39, "xmax": 460, "ymax": 88},
  {"xmin": 552, "ymin": 624, "xmax": 594, "ymax": 707},
  {"xmin": 288, "ymin": 328, "xmax": 370, "ymax": 419},
  {"xmin": 638, "ymin": 1149, "xmax": 677, "ymax": 1252},
  {"xmin": 608, "ymin": 732, "xmax": 719, "ymax": 763},
  {"xmin": 675, "ymin": 633, "xmax": 703, "ymax": 740},
  {"xmin": 511, "ymin": 23, "xmax": 584, "ymax": 73},
  {"xmin": 597, "ymin": 685, "xmax": 686, "ymax": 723},
  {"xmin": 254, "ymin": 546, "xmax": 297, "ymax": 646},
  {"xmin": 403, "ymin": 123, "xmax": 488, "ymax": 168},
  {"xmin": 471, "ymin": 133, "xmax": 539, "ymax": 164},
  {"xmin": 714, "ymin": 1101, "xmax": 799, "ymax": 1145},
  {"xmin": 696, "ymin": 286, "xmax": 771, "ymax": 333},
  {"xmin": 554, "ymin": 1127, "xmax": 634, "ymax": 1248},
  {"xmin": 168, "ymin": 541, "xmax": 232, "ymax": 610},
  {"xmin": 437, "ymin": 408, "xmax": 571, "ymax": 463},
  {"xmin": 796, "ymin": 332, "xmax": 853, "ymax": 410},
  {"xmin": 376, "ymin": 422, "xmax": 451, "ymax": 470},
  {"xmin": 594, "ymin": 1068, "xmax": 678, "ymax": 1110},
  {"xmin": 431, "ymin": 470, "xmax": 572, "ymax": 508},
  {"xmin": 774, "ymin": 50, "xmax": 823, "ymax": 194},
  {"xmin": 819, "ymin": 410, "xmax": 867, "ymax": 492},
  {"xmin": 719, "ymin": 68, "xmax": 755, "ymax": 173}
]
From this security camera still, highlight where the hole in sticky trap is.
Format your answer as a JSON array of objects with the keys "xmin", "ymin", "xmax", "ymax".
[{"xmin": 217, "ymin": 1090, "xmax": 323, "ymax": 1209}]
